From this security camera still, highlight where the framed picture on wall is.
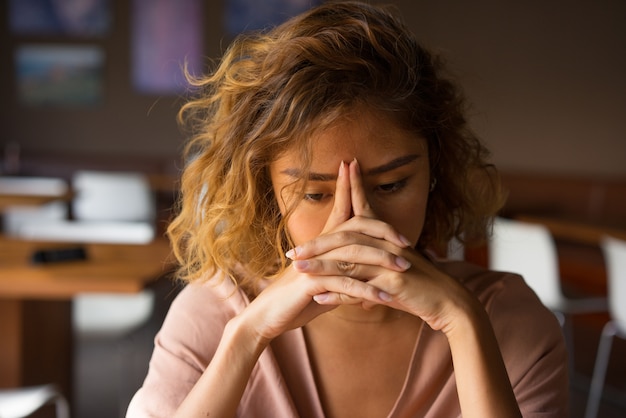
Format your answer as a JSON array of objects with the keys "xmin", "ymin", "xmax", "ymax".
[
  {"xmin": 225, "ymin": 0, "xmax": 322, "ymax": 37},
  {"xmin": 131, "ymin": 0, "xmax": 204, "ymax": 95},
  {"xmin": 15, "ymin": 45, "xmax": 105, "ymax": 107},
  {"xmin": 9, "ymin": 0, "xmax": 111, "ymax": 37}
]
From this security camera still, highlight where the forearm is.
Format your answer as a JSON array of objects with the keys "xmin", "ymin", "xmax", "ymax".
[
  {"xmin": 174, "ymin": 315, "xmax": 268, "ymax": 418},
  {"xmin": 446, "ymin": 299, "xmax": 522, "ymax": 418}
]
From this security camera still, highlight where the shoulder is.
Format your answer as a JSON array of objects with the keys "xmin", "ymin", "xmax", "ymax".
[
  {"xmin": 161, "ymin": 274, "xmax": 251, "ymax": 356},
  {"xmin": 436, "ymin": 259, "xmax": 569, "ymax": 414},
  {"xmin": 169, "ymin": 274, "xmax": 250, "ymax": 322},
  {"xmin": 127, "ymin": 273, "xmax": 253, "ymax": 417},
  {"xmin": 435, "ymin": 259, "xmax": 552, "ymax": 319},
  {"xmin": 435, "ymin": 259, "xmax": 564, "ymax": 349}
]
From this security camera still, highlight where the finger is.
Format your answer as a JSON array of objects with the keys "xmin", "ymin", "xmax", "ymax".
[
  {"xmin": 286, "ymin": 223, "xmax": 410, "ymax": 261},
  {"xmin": 361, "ymin": 300, "xmax": 380, "ymax": 310},
  {"xmin": 331, "ymin": 216, "xmax": 412, "ymax": 248},
  {"xmin": 321, "ymin": 161, "xmax": 351, "ymax": 234},
  {"xmin": 292, "ymin": 248, "xmax": 411, "ymax": 275},
  {"xmin": 349, "ymin": 159, "xmax": 376, "ymax": 218},
  {"xmin": 313, "ymin": 292, "xmax": 363, "ymax": 305},
  {"xmin": 312, "ymin": 276, "xmax": 393, "ymax": 304}
]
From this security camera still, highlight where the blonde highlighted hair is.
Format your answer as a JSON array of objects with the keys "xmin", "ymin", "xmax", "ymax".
[{"xmin": 167, "ymin": 1, "xmax": 505, "ymax": 293}]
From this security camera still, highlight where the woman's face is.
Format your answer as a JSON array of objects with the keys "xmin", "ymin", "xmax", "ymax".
[{"xmin": 269, "ymin": 109, "xmax": 431, "ymax": 247}]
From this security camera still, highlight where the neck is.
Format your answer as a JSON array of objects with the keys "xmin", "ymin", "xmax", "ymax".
[{"xmin": 325, "ymin": 304, "xmax": 408, "ymax": 324}]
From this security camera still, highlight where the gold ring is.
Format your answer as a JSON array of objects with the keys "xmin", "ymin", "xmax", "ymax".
[{"xmin": 337, "ymin": 261, "xmax": 355, "ymax": 272}]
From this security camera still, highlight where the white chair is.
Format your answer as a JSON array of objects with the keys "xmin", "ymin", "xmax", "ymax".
[
  {"xmin": 1, "ymin": 177, "xmax": 69, "ymax": 237},
  {"xmin": 68, "ymin": 171, "xmax": 157, "ymax": 338},
  {"xmin": 488, "ymin": 217, "xmax": 607, "ymax": 372},
  {"xmin": 446, "ymin": 234, "xmax": 465, "ymax": 261},
  {"xmin": 0, "ymin": 384, "xmax": 69, "ymax": 418},
  {"xmin": 2, "ymin": 201, "xmax": 68, "ymax": 236},
  {"xmin": 585, "ymin": 235, "xmax": 626, "ymax": 418},
  {"xmin": 14, "ymin": 171, "xmax": 155, "ymax": 244},
  {"xmin": 489, "ymin": 217, "xmax": 607, "ymax": 315},
  {"xmin": 71, "ymin": 171, "xmax": 155, "ymax": 223}
]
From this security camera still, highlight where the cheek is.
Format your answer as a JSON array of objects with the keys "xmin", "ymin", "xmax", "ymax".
[
  {"xmin": 373, "ymin": 197, "xmax": 428, "ymax": 247},
  {"xmin": 396, "ymin": 206, "xmax": 427, "ymax": 246},
  {"xmin": 286, "ymin": 205, "xmax": 330, "ymax": 246}
]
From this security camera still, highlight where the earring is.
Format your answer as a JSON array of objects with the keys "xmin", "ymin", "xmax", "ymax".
[{"xmin": 429, "ymin": 178, "xmax": 437, "ymax": 192}]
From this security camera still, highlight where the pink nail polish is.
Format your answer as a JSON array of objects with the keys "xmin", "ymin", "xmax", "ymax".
[
  {"xmin": 286, "ymin": 247, "xmax": 301, "ymax": 259},
  {"xmin": 378, "ymin": 291, "xmax": 392, "ymax": 302},
  {"xmin": 293, "ymin": 260, "xmax": 310, "ymax": 270},
  {"xmin": 398, "ymin": 234, "xmax": 412, "ymax": 247},
  {"xmin": 395, "ymin": 256, "xmax": 411, "ymax": 270},
  {"xmin": 313, "ymin": 293, "xmax": 329, "ymax": 303},
  {"xmin": 352, "ymin": 158, "xmax": 360, "ymax": 174}
]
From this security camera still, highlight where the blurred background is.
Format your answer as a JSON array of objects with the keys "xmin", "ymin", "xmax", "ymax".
[{"xmin": 0, "ymin": 0, "xmax": 624, "ymax": 417}]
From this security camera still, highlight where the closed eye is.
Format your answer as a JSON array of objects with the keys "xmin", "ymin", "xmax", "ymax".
[
  {"xmin": 304, "ymin": 192, "xmax": 330, "ymax": 202},
  {"xmin": 376, "ymin": 178, "xmax": 408, "ymax": 194}
]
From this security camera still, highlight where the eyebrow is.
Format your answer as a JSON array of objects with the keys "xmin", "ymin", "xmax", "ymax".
[{"xmin": 281, "ymin": 154, "xmax": 421, "ymax": 181}]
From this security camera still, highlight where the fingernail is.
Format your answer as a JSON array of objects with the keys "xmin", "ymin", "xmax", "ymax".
[
  {"xmin": 395, "ymin": 256, "xmax": 411, "ymax": 270},
  {"xmin": 378, "ymin": 291, "xmax": 392, "ymax": 302},
  {"xmin": 293, "ymin": 260, "xmax": 310, "ymax": 270},
  {"xmin": 398, "ymin": 234, "xmax": 412, "ymax": 247},
  {"xmin": 313, "ymin": 293, "xmax": 329, "ymax": 303},
  {"xmin": 338, "ymin": 161, "xmax": 345, "ymax": 177},
  {"xmin": 285, "ymin": 247, "xmax": 301, "ymax": 259},
  {"xmin": 352, "ymin": 158, "xmax": 360, "ymax": 174}
]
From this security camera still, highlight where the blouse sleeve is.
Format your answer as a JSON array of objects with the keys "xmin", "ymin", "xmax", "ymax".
[
  {"xmin": 126, "ymin": 280, "xmax": 242, "ymax": 417},
  {"xmin": 484, "ymin": 273, "xmax": 570, "ymax": 417}
]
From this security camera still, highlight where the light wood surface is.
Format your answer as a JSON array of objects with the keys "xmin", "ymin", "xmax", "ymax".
[
  {"xmin": 0, "ymin": 192, "xmax": 73, "ymax": 210},
  {"xmin": 0, "ymin": 236, "xmax": 173, "ymax": 299},
  {"xmin": 515, "ymin": 215, "xmax": 626, "ymax": 246},
  {"xmin": 0, "ymin": 235, "xmax": 175, "ymax": 409}
]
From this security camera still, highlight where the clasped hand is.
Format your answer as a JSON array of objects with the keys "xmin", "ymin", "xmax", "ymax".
[{"xmin": 245, "ymin": 159, "xmax": 469, "ymax": 344}]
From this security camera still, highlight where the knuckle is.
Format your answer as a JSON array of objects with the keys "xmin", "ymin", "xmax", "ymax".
[
  {"xmin": 335, "ymin": 230, "xmax": 353, "ymax": 244},
  {"xmin": 340, "ymin": 277, "xmax": 356, "ymax": 293},
  {"xmin": 385, "ymin": 271, "xmax": 405, "ymax": 290}
]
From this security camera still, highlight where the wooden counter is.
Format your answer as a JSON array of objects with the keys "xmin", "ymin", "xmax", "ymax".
[{"xmin": 0, "ymin": 236, "xmax": 174, "ymax": 412}]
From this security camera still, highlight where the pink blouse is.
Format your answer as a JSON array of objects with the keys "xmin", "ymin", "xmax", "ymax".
[{"xmin": 127, "ymin": 260, "xmax": 569, "ymax": 417}]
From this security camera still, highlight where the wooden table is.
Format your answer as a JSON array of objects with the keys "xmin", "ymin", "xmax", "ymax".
[
  {"xmin": 0, "ymin": 236, "xmax": 173, "ymax": 409},
  {"xmin": 0, "ymin": 193, "xmax": 73, "ymax": 211},
  {"xmin": 0, "ymin": 176, "xmax": 72, "ymax": 211},
  {"xmin": 515, "ymin": 215, "xmax": 626, "ymax": 246}
]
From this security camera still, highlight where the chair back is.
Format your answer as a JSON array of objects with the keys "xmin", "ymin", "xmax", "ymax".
[
  {"xmin": 600, "ymin": 235, "xmax": 626, "ymax": 332},
  {"xmin": 489, "ymin": 217, "xmax": 563, "ymax": 309},
  {"xmin": 72, "ymin": 170, "xmax": 155, "ymax": 222},
  {"xmin": 73, "ymin": 290, "xmax": 155, "ymax": 337},
  {"xmin": 70, "ymin": 171, "xmax": 158, "ymax": 336}
]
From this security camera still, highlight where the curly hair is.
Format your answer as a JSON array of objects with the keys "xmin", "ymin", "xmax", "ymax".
[{"xmin": 167, "ymin": 1, "xmax": 505, "ymax": 293}]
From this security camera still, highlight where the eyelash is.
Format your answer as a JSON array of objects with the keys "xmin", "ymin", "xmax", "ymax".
[
  {"xmin": 303, "ymin": 178, "xmax": 409, "ymax": 203},
  {"xmin": 376, "ymin": 178, "xmax": 408, "ymax": 194},
  {"xmin": 303, "ymin": 193, "xmax": 328, "ymax": 202}
]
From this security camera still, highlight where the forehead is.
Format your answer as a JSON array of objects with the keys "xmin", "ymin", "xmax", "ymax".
[{"xmin": 272, "ymin": 109, "xmax": 427, "ymax": 172}]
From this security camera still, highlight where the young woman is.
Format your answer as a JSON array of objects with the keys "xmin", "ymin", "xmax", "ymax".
[{"xmin": 128, "ymin": 2, "xmax": 568, "ymax": 417}]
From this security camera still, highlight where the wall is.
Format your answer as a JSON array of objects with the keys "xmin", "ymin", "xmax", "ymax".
[
  {"xmin": 0, "ymin": 0, "xmax": 224, "ymax": 166},
  {"xmin": 396, "ymin": 0, "xmax": 626, "ymax": 177},
  {"xmin": 1, "ymin": 0, "xmax": 624, "ymax": 177}
]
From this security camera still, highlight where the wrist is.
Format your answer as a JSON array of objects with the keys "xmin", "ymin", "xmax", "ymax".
[
  {"xmin": 224, "ymin": 313, "xmax": 271, "ymax": 358},
  {"xmin": 439, "ymin": 288, "xmax": 490, "ymax": 343},
  {"xmin": 446, "ymin": 308, "xmax": 496, "ymax": 359}
]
